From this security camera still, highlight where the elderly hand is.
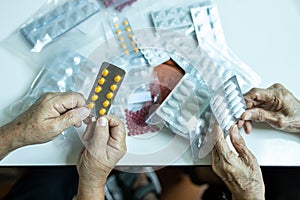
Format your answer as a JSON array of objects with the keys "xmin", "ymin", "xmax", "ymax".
[
  {"xmin": 239, "ymin": 83, "xmax": 300, "ymax": 133},
  {"xmin": 77, "ymin": 115, "xmax": 127, "ymax": 188},
  {"xmin": 1, "ymin": 92, "xmax": 90, "ymax": 147},
  {"xmin": 212, "ymin": 124, "xmax": 265, "ymax": 200}
]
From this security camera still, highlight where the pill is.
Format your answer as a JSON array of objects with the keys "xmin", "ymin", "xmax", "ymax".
[
  {"xmin": 103, "ymin": 100, "xmax": 110, "ymax": 107},
  {"xmin": 88, "ymin": 102, "xmax": 94, "ymax": 109},
  {"xmin": 121, "ymin": 43, "xmax": 126, "ymax": 49},
  {"xmin": 95, "ymin": 86, "xmax": 102, "ymax": 93},
  {"xmin": 98, "ymin": 77, "xmax": 105, "ymax": 85},
  {"xmin": 177, "ymin": 116, "xmax": 186, "ymax": 126},
  {"xmin": 162, "ymin": 107, "xmax": 174, "ymax": 117},
  {"xmin": 102, "ymin": 69, "xmax": 109, "ymax": 77},
  {"xmin": 179, "ymin": 85, "xmax": 190, "ymax": 96},
  {"xmin": 124, "ymin": 50, "xmax": 129, "ymax": 55},
  {"xmin": 172, "ymin": 92, "xmax": 184, "ymax": 101},
  {"xmin": 123, "ymin": 20, "xmax": 128, "ymax": 26},
  {"xmin": 131, "ymin": 41, "xmax": 136, "ymax": 46},
  {"xmin": 110, "ymin": 84, "xmax": 117, "ymax": 91},
  {"xmin": 232, "ymin": 103, "xmax": 244, "ymax": 114},
  {"xmin": 134, "ymin": 47, "xmax": 139, "ymax": 52},
  {"xmin": 168, "ymin": 99, "xmax": 178, "ymax": 108},
  {"xmin": 106, "ymin": 92, "xmax": 114, "ymax": 99},
  {"xmin": 181, "ymin": 110, "xmax": 192, "ymax": 118},
  {"xmin": 91, "ymin": 94, "xmax": 98, "ymax": 101},
  {"xmin": 125, "ymin": 26, "xmax": 131, "ymax": 32},
  {"xmin": 114, "ymin": 22, "xmax": 119, "ymax": 28},
  {"xmin": 118, "ymin": 36, "xmax": 124, "ymax": 41},
  {"xmin": 226, "ymin": 90, "xmax": 239, "ymax": 101},
  {"xmin": 224, "ymin": 120, "xmax": 235, "ymax": 131},
  {"xmin": 116, "ymin": 29, "xmax": 121, "ymax": 34},
  {"xmin": 224, "ymin": 82, "xmax": 236, "ymax": 94},
  {"xmin": 234, "ymin": 108, "xmax": 245, "ymax": 119},
  {"xmin": 114, "ymin": 75, "xmax": 121, "ymax": 82},
  {"xmin": 99, "ymin": 108, "xmax": 106, "ymax": 115},
  {"xmin": 128, "ymin": 33, "xmax": 133, "ymax": 38},
  {"xmin": 228, "ymin": 96, "xmax": 241, "ymax": 108},
  {"xmin": 182, "ymin": 79, "xmax": 194, "ymax": 88}
]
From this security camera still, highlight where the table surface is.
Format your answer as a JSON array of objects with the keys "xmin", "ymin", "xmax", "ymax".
[{"xmin": 0, "ymin": 0, "xmax": 299, "ymax": 166}]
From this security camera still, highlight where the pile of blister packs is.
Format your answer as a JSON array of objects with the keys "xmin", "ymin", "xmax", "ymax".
[{"xmin": 6, "ymin": 0, "xmax": 261, "ymax": 160}]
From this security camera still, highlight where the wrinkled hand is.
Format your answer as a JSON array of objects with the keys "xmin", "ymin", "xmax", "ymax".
[
  {"xmin": 77, "ymin": 115, "xmax": 127, "ymax": 187},
  {"xmin": 239, "ymin": 83, "xmax": 300, "ymax": 133},
  {"xmin": 8, "ymin": 92, "xmax": 90, "ymax": 146},
  {"xmin": 212, "ymin": 124, "xmax": 265, "ymax": 200}
]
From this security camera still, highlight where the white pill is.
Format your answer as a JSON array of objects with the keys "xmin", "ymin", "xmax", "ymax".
[
  {"xmin": 168, "ymin": 99, "xmax": 179, "ymax": 108},
  {"xmin": 234, "ymin": 108, "xmax": 245, "ymax": 119},
  {"xmin": 226, "ymin": 90, "xmax": 239, "ymax": 102},
  {"xmin": 162, "ymin": 107, "xmax": 174, "ymax": 117}
]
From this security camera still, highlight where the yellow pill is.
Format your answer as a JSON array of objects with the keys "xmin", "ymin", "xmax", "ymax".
[
  {"xmin": 125, "ymin": 27, "xmax": 131, "ymax": 32},
  {"xmin": 123, "ymin": 20, "xmax": 128, "ymax": 26},
  {"xmin": 134, "ymin": 47, "xmax": 139, "ymax": 52},
  {"xmin": 106, "ymin": 92, "xmax": 114, "ymax": 99},
  {"xmin": 99, "ymin": 108, "xmax": 106, "ymax": 115},
  {"xmin": 88, "ymin": 102, "xmax": 94, "ymax": 109},
  {"xmin": 98, "ymin": 77, "xmax": 105, "ymax": 85},
  {"xmin": 102, "ymin": 69, "xmax": 109, "ymax": 77},
  {"xmin": 116, "ymin": 29, "xmax": 121, "ymax": 34},
  {"xmin": 131, "ymin": 41, "xmax": 136, "ymax": 46},
  {"xmin": 91, "ymin": 94, "xmax": 98, "ymax": 101},
  {"xmin": 114, "ymin": 75, "xmax": 121, "ymax": 82},
  {"xmin": 103, "ymin": 100, "xmax": 110, "ymax": 107},
  {"xmin": 114, "ymin": 22, "xmax": 119, "ymax": 28},
  {"xmin": 110, "ymin": 84, "xmax": 117, "ymax": 91},
  {"xmin": 118, "ymin": 36, "xmax": 124, "ymax": 41},
  {"xmin": 124, "ymin": 50, "xmax": 129, "ymax": 55},
  {"xmin": 95, "ymin": 86, "xmax": 102, "ymax": 93},
  {"xmin": 121, "ymin": 43, "xmax": 126, "ymax": 49},
  {"xmin": 128, "ymin": 33, "xmax": 133, "ymax": 39}
]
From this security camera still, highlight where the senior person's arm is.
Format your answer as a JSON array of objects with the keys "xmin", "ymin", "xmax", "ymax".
[
  {"xmin": 212, "ymin": 124, "xmax": 265, "ymax": 200},
  {"xmin": 0, "ymin": 92, "xmax": 90, "ymax": 160},
  {"xmin": 239, "ymin": 83, "xmax": 300, "ymax": 133},
  {"xmin": 76, "ymin": 115, "xmax": 127, "ymax": 200}
]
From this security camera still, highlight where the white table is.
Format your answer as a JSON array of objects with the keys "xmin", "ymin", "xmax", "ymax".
[{"xmin": 0, "ymin": 0, "xmax": 299, "ymax": 166}]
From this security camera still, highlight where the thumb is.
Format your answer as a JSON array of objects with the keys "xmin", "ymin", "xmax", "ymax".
[
  {"xmin": 243, "ymin": 108, "xmax": 278, "ymax": 125},
  {"xmin": 90, "ymin": 117, "xmax": 109, "ymax": 150},
  {"xmin": 55, "ymin": 107, "xmax": 91, "ymax": 133}
]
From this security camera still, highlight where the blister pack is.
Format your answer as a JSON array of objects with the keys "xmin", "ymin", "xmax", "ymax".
[
  {"xmin": 210, "ymin": 76, "xmax": 246, "ymax": 135},
  {"xmin": 86, "ymin": 62, "xmax": 126, "ymax": 118},
  {"xmin": 20, "ymin": 0, "xmax": 100, "ymax": 52}
]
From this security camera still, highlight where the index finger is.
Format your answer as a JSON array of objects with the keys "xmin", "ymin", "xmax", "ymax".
[
  {"xmin": 243, "ymin": 87, "xmax": 274, "ymax": 108},
  {"xmin": 106, "ymin": 115, "xmax": 126, "ymax": 143},
  {"xmin": 50, "ymin": 92, "xmax": 86, "ymax": 113}
]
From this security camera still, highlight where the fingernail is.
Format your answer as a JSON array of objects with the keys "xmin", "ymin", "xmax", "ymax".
[
  {"xmin": 244, "ymin": 111, "xmax": 252, "ymax": 120},
  {"xmin": 97, "ymin": 117, "xmax": 107, "ymax": 127},
  {"xmin": 231, "ymin": 125, "xmax": 239, "ymax": 139}
]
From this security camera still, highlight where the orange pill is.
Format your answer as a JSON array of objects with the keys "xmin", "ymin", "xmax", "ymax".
[
  {"xmin": 103, "ymin": 100, "xmax": 110, "ymax": 107},
  {"xmin": 128, "ymin": 33, "xmax": 133, "ymax": 39},
  {"xmin": 131, "ymin": 41, "xmax": 136, "ymax": 46},
  {"xmin": 114, "ymin": 75, "xmax": 121, "ymax": 82},
  {"xmin": 134, "ymin": 47, "xmax": 139, "ymax": 52},
  {"xmin": 91, "ymin": 94, "xmax": 98, "ymax": 101},
  {"xmin": 118, "ymin": 36, "xmax": 124, "ymax": 41},
  {"xmin": 123, "ymin": 20, "xmax": 128, "ymax": 26},
  {"xmin": 98, "ymin": 77, "xmax": 105, "ymax": 85},
  {"xmin": 106, "ymin": 92, "xmax": 114, "ymax": 99},
  {"xmin": 99, "ymin": 108, "xmax": 106, "ymax": 115},
  {"xmin": 121, "ymin": 43, "xmax": 126, "ymax": 49},
  {"xmin": 88, "ymin": 102, "xmax": 94, "ymax": 109},
  {"xmin": 125, "ymin": 27, "xmax": 131, "ymax": 32},
  {"xmin": 110, "ymin": 84, "xmax": 117, "ymax": 91},
  {"xmin": 95, "ymin": 86, "xmax": 102, "ymax": 93},
  {"xmin": 102, "ymin": 69, "xmax": 109, "ymax": 77},
  {"xmin": 116, "ymin": 29, "xmax": 121, "ymax": 34}
]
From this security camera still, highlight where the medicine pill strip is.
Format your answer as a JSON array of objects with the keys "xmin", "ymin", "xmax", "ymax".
[
  {"xmin": 132, "ymin": 35, "xmax": 170, "ymax": 66},
  {"xmin": 20, "ymin": 0, "xmax": 100, "ymax": 49},
  {"xmin": 191, "ymin": 5, "xmax": 227, "ymax": 47},
  {"xmin": 151, "ymin": 3, "xmax": 203, "ymax": 30},
  {"xmin": 149, "ymin": 73, "xmax": 210, "ymax": 138},
  {"xmin": 111, "ymin": 18, "xmax": 141, "ymax": 55},
  {"xmin": 87, "ymin": 62, "xmax": 125, "ymax": 118},
  {"xmin": 210, "ymin": 76, "xmax": 246, "ymax": 134}
]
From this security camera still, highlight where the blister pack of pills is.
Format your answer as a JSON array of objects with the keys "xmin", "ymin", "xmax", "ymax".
[
  {"xmin": 20, "ymin": 0, "xmax": 101, "ymax": 52},
  {"xmin": 210, "ymin": 76, "xmax": 246, "ymax": 135},
  {"xmin": 86, "ymin": 62, "xmax": 126, "ymax": 118},
  {"xmin": 9, "ymin": 51, "xmax": 98, "ymax": 117}
]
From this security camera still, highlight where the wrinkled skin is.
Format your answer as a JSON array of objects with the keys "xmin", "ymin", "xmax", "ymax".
[
  {"xmin": 212, "ymin": 124, "xmax": 265, "ymax": 200},
  {"xmin": 239, "ymin": 83, "xmax": 300, "ymax": 133},
  {"xmin": 77, "ymin": 115, "xmax": 127, "ymax": 187},
  {"xmin": 0, "ymin": 92, "xmax": 90, "ymax": 160}
]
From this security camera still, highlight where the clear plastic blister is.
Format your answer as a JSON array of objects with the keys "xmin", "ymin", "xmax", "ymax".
[{"xmin": 1, "ymin": 0, "xmax": 102, "ymax": 65}]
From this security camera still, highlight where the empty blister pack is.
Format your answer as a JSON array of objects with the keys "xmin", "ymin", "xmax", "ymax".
[
  {"xmin": 151, "ymin": 2, "xmax": 204, "ymax": 31},
  {"xmin": 86, "ymin": 62, "xmax": 126, "ymax": 118},
  {"xmin": 9, "ymin": 51, "xmax": 98, "ymax": 117},
  {"xmin": 210, "ymin": 76, "xmax": 246, "ymax": 135},
  {"xmin": 20, "ymin": 0, "xmax": 100, "ymax": 52}
]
